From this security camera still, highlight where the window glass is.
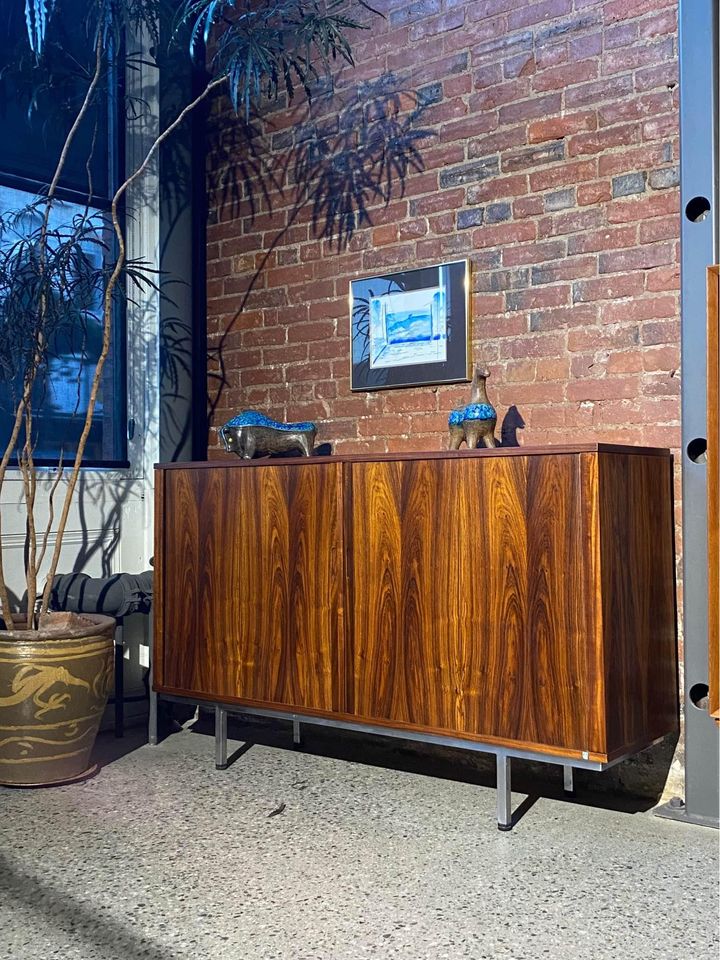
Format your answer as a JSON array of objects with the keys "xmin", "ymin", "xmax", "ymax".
[{"xmin": 0, "ymin": 3, "xmax": 126, "ymax": 466}]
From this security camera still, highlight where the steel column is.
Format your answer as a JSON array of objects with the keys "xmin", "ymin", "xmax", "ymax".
[{"xmin": 659, "ymin": 0, "xmax": 720, "ymax": 828}]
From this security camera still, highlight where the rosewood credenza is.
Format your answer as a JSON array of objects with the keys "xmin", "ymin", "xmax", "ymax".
[{"xmin": 153, "ymin": 445, "xmax": 679, "ymax": 829}]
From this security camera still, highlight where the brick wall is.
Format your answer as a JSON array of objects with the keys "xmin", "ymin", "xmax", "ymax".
[{"xmin": 206, "ymin": 0, "xmax": 679, "ymax": 472}]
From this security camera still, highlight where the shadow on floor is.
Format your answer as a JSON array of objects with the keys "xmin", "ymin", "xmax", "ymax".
[
  {"xmin": 87, "ymin": 700, "xmax": 674, "ymax": 823},
  {"xmin": 0, "ymin": 851, "xmax": 181, "ymax": 960},
  {"xmin": 181, "ymin": 710, "xmax": 663, "ymax": 818}
]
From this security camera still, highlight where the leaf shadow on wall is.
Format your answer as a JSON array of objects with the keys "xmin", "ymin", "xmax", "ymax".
[{"xmin": 205, "ymin": 72, "xmax": 433, "ymax": 436}]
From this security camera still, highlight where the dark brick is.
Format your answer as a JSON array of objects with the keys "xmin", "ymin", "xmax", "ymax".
[
  {"xmin": 544, "ymin": 188, "xmax": 575, "ymax": 211},
  {"xmin": 272, "ymin": 130, "xmax": 293, "ymax": 150},
  {"xmin": 439, "ymin": 157, "xmax": 500, "ymax": 188},
  {"xmin": 417, "ymin": 82, "xmax": 442, "ymax": 107},
  {"xmin": 612, "ymin": 172, "xmax": 647, "ymax": 198},
  {"xmin": 502, "ymin": 141, "xmax": 565, "ymax": 172},
  {"xmin": 472, "ymin": 30, "xmax": 532, "ymax": 59},
  {"xmin": 485, "ymin": 202, "xmax": 512, "ymax": 223},
  {"xmin": 389, "ymin": 0, "xmax": 441, "ymax": 27},
  {"xmin": 532, "ymin": 266, "xmax": 558, "ymax": 286},
  {"xmin": 529, "ymin": 311, "xmax": 550, "ymax": 331},
  {"xmin": 457, "ymin": 208, "xmax": 484, "ymax": 229},
  {"xmin": 476, "ymin": 268, "xmax": 530, "ymax": 292},
  {"xmin": 534, "ymin": 12, "xmax": 601, "ymax": 44},
  {"xmin": 649, "ymin": 166, "xmax": 679, "ymax": 190}
]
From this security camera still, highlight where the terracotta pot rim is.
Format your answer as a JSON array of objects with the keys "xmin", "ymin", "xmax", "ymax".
[{"xmin": 0, "ymin": 611, "xmax": 115, "ymax": 645}]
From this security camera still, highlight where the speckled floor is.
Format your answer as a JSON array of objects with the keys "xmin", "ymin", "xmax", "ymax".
[{"xmin": 1, "ymin": 720, "xmax": 718, "ymax": 960}]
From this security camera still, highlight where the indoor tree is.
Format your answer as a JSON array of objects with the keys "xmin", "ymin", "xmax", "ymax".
[{"xmin": 0, "ymin": 0, "xmax": 381, "ymax": 631}]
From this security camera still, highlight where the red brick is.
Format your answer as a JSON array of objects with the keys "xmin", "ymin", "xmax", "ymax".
[
  {"xmin": 507, "ymin": 0, "xmax": 573, "ymax": 29},
  {"xmin": 472, "ymin": 220, "xmax": 538, "ymax": 248},
  {"xmin": 573, "ymin": 274, "xmax": 645, "ymax": 302},
  {"xmin": 372, "ymin": 224, "xmax": 399, "ymax": 246},
  {"xmin": 467, "ymin": 174, "xmax": 529, "ymax": 203},
  {"xmin": 503, "ymin": 240, "xmax": 566, "ymax": 266},
  {"xmin": 602, "ymin": 38, "xmax": 674, "ymax": 76},
  {"xmin": 567, "ymin": 376, "xmax": 640, "ymax": 401},
  {"xmin": 577, "ymin": 180, "xmax": 612, "ymax": 207},
  {"xmin": 646, "ymin": 265, "xmax": 680, "ymax": 292},
  {"xmin": 498, "ymin": 92, "xmax": 562, "ymax": 124},
  {"xmin": 601, "ymin": 296, "xmax": 677, "ymax": 325},
  {"xmin": 528, "ymin": 112, "xmax": 597, "ymax": 144},
  {"xmin": 205, "ymin": 0, "xmax": 682, "ymax": 634},
  {"xmin": 528, "ymin": 159, "xmax": 597, "ymax": 191},
  {"xmin": 640, "ymin": 216, "xmax": 681, "ymax": 243},
  {"xmin": 568, "ymin": 123, "xmax": 640, "ymax": 157},
  {"xmin": 618, "ymin": 96, "xmax": 677, "ymax": 132},
  {"xmin": 532, "ymin": 59, "xmax": 598, "ymax": 93},
  {"xmin": 607, "ymin": 192, "xmax": 679, "ymax": 223},
  {"xmin": 569, "ymin": 225, "xmax": 637, "ymax": 255},
  {"xmin": 511, "ymin": 196, "xmax": 543, "ymax": 218},
  {"xmin": 604, "ymin": 0, "xmax": 673, "ymax": 21}
]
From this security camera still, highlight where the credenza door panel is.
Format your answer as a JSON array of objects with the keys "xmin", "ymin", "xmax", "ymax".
[
  {"xmin": 161, "ymin": 463, "xmax": 344, "ymax": 712},
  {"xmin": 348, "ymin": 455, "xmax": 602, "ymax": 754}
]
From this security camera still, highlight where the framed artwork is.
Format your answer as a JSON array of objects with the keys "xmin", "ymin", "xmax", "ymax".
[{"xmin": 350, "ymin": 258, "xmax": 471, "ymax": 391}]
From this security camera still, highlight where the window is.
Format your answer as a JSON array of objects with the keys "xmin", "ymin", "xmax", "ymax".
[{"xmin": 0, "ymin": 3, "xmax": 126, "ymax": 466}]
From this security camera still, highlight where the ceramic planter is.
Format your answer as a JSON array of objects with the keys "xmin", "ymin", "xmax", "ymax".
[{"xmin": 0, "ymin": 612, "xmax": 114, "ymax": 786}]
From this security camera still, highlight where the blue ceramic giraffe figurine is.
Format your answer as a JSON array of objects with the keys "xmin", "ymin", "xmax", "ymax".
[{"xmin": 448, "ymin": 367, "xmax": 497, "ymax": 449}]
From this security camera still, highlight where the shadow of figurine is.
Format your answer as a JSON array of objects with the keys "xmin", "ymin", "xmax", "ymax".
[{"xmin": 500, "ymin": 405, "xmax": 526, "ymax": 447}]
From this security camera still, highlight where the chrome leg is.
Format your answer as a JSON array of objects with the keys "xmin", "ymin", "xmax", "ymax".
[
  {"xmin": 215, "ymin": 705, "xmax": 228, "ymax": 770},
  {"xmin": 292, "ymin": 719, "xmax": 302, "ymax": 748},
  {"xmin": 148, "ymin": 622, "xmax": 158, "ymax": 746},
  {"xmin": 114, "ymin": 625, "xmax": 124, "ymax": 738},
  {"xmin": 563, "ymin": 764, "xmax": 575, "ymax": 796},
  {"xmin": 496, "ymin": 754, "xmax": 512, "ymax": 831},
  {"xmin": 148, "ymin": 673, "xmax": 158, "ymax": 746}
]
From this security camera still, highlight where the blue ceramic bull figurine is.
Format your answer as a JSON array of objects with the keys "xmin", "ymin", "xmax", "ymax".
[{"xmin": 220, "ymin": 411, "xmax": 317, "ymax": 459}]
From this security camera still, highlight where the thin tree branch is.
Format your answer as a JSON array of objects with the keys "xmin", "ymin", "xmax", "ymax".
[
  {"xmin": 39, "ymin": 74, "xmax": 229, "ymax": 617},
  {"xmin": 20, "ymin": 403, "xmax": 38, "ymax": 628},
  {"xmin": 0, "ymin": 31, "xmax": 105, "ymax": 625},
  {"xmin": 36, "ymin": 453, "xmax": 64, "ymax": 575}
]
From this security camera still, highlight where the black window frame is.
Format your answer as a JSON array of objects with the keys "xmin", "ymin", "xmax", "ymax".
[{"xmin": 0, "ymin": 26, "xmax": 129, "ymax": 470}]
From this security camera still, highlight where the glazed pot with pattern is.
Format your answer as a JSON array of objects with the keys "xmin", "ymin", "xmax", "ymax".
[{"xmin": 0, "ymin": 612, "xmax": 114, "ymax": 786}]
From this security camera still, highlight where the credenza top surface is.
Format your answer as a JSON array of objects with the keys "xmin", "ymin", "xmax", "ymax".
[{"xmin": 155, "ymin": 442, "xmax": 671, "ymax": 471}]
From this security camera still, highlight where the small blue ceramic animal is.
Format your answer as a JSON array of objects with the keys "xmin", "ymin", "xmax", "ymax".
[
  {"xmin": 449, "ymin": 367, "xmax": 497, "ymax": 449},
  {"xmin": 220, "ymin": 410, "xmax": 317, "ymax": 459}
]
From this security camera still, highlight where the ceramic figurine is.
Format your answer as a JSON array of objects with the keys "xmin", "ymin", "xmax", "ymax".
[
  {"xmin": 220, "ymin": 410, "xmax": 317, "ymax": 459},
  {"xmin": 448, "ymin": 367, "xmax": 497, "ymax": 449}
]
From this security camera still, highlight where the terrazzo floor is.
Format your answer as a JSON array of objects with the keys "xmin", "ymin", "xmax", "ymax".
[{"xmin": 0, "ymin": 718, "xmax": 718, "ymax": 960}]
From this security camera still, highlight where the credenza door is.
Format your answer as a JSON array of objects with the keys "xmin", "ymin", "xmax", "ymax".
[
  {"xmin": 348, "ymin": 455, "xmax": 603, "ymax": 755},
  {"xmin": 159, "ymin": 462, "xmax": 345, "ymax": 712}
]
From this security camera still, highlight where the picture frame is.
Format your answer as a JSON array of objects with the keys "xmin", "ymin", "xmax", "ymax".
[{"xmin": 350, "ymin": 258, "xmax": 471, "ymax": 391}]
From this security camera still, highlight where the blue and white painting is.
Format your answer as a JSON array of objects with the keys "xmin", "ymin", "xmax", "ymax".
[{"xmin": 369, "ymin": 275, "xmax": 447, "ymax": 369}]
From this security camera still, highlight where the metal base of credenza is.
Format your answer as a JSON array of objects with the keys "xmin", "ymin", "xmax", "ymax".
[{"xmin": 154, "ymin": 695, "xmax": 649, "ymax": 830}]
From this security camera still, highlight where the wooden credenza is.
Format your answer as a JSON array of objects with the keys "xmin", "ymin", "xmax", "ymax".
[{"xmin": 154, "ymin": 445, "xmax": 678, "ymax": 823}]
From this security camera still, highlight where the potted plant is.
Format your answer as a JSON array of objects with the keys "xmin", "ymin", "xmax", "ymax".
[{"xmin": 0, "ymin": 0, "xmax": 379, "ymax": 785}]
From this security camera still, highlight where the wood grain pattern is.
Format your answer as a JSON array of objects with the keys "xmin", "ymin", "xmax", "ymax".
[
  {"xmin": 708, "ymin": 267, "xmax": 720, "ymax": 720},
  {"xmin": 349, "ymin": 455, "xmax": 598, "ymax": 752},
  {"xmin": 155, "ymin": 447, "xmax": 678, "ymax": 761},
  {"xmin": 160, "ymin": 463, "xmax": 343, "ymax": 711},
  {"xmin": 596, "ymin": 453, "xmax": 679, "ymax": 754},
  {"xmin": 153, "ymin": 470, "xmax": 166, "ymax": 689},
  {"xmin": 156, "ymin": 443, "xmax": 670, "ymax": 472}
]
